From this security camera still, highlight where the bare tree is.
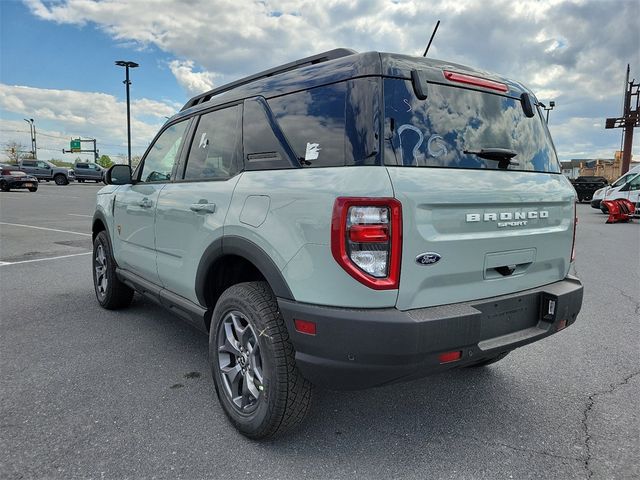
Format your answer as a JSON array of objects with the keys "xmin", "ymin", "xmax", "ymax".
[{"xmin": 3, "ymin": 141, "xmax": 28, "ymax": 164}]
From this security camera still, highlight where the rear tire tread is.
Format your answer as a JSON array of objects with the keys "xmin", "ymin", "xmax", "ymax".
[{"xmin": 212, "ymin": 281, "xmax": 312, "ymax": 439}]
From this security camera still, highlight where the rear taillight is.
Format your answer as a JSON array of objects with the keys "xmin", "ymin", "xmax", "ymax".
[
  {"xmin": 571, "ymin": 201, "xmax": 577, "ymax": 262},
  {"xmin": 331, "ymin": 198, "xmax": 402, "ymax": 290}
]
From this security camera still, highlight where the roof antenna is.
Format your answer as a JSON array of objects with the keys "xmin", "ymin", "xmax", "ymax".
[{"xmin": 423, "ymin": 20, "xmax": 440, "ymax": 57}]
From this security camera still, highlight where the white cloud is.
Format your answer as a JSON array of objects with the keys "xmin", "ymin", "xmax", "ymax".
[
  {"xmin": 0, "ymin": 84, "xmax": 176, "ymax": 161},
  {"xmin": 15, "ymin": 0, "xmax": 640, "ymax": 161},
  {"xmin": 168, "ymin": 60, "xmax": 217, "ymax": 96}
]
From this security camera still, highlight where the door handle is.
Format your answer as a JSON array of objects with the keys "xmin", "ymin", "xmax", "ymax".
[
  {"xmin": 190, "ymin": 202, "xmax": 216, "ymax": 214},
  {"xmin": 138, "ymin": 198, "xmax": 153, "ymax": 208}
]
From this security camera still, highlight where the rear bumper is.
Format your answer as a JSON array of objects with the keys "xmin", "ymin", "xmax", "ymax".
[{"xmin": 278, "ymin": 276, "xmax": 583, "ymax": 390}]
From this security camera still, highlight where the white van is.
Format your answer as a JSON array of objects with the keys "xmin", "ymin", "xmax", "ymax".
[
  {"xmin": 601, "ymin": 171, "xmax": 640, "ymax": 215},
  {"xmin": 591, "ymin": 165, "xmax": 640, "ymax": 210}
]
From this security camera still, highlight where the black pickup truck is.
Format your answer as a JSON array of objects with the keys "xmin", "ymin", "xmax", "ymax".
[{"xmin": 571, "ymin": 176, "xmax": 608, "ymax": 203}]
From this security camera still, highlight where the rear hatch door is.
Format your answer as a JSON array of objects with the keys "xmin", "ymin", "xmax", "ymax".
[{"xmin": 382, "ymin": 74, "xmax": 575, "ymax": 310}]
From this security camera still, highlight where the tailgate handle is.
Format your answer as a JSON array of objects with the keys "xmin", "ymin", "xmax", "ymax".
[
  {"xmin": 494, "ymin": 265, "xmax": 518, "ymax": 277},
  {"xmin": 492, "ymin": 262, "xmax": 532, "ymax": 277}
]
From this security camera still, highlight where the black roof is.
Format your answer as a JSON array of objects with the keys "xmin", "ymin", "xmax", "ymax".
[{"xmin": 174, "ymin": 49, "xmax": 532, "ymax": 121}]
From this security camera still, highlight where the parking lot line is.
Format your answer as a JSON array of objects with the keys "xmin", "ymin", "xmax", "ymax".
[
  {"xmin": 0, "ymin": 251, "xmax": 92, "ymax": 266},
  {"xmin": 67, "ymin": 214, "xmax": 93, "ymax": 218},
  {"xmin": 0, "ymin": 192, "xmax": 81, "ymax": 199},
  {"xmin": 0, "ymin": 222, "xmax": 91, "ymax": 237}
]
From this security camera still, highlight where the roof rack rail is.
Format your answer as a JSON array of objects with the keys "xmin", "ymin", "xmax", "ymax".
[{"xmin": 180, "ymin": 48, "xmax": 357, "ymax": 111}]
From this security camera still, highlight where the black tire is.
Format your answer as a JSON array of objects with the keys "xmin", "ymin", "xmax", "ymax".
[
  {"xmin": 92, "ymin": 231, "xmax": 134, "ymax": 309},
  {"xmin": 210, "ymin": 281, "xmax": 312, "ymax": 439},
  {"xmin": 0, "ymin": 181, "xmax": 9, "ymax": 192},
  {"xmin": 28, "ymin": 187, "xmax": 37, "ymax": 192},
  {"xmin": 54, "ymin": 174, "xmax": 68, "ymax": 185},
  {"xmin": 465, "ymin": 351, "xmax": 509, "ymax": 368}
]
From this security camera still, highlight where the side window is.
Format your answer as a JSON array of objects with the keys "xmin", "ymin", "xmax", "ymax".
[
  {"xmin": 139, "ymin": 121, "xmax": 188, "ymax": 183},
  {"xmin": 22, "ymin": 161, "xmax": 35, "ymax": 167},
  {"xmin": 613, "ymin": 174, "xmax": 632, "ymax": 188},
  {"xmin": 76, "ymin": 164, "xmax": 87, "ymax": 169},
  {"xmin": 36, "ymin": 161, "xmax": 48, "ymax": 168},
  {"xmin": 184, "ymin": 105, "xmax": 241, "ymax": 180},
  {"xmin": 268, "ymin": 83, "xmax": 347, "ymax": 167},
  {"xmin": 627, "ymin": 176, "xmax": 640, "ymax": 191},
  {"xmin": 243, "ymin": 98, "xmax": 292, "ymax": 170}
]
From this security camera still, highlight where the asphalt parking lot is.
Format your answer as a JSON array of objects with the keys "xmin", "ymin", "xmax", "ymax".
[{"xmin": 1, "ymin": 183, "xmax": 638, "ymax": 479}]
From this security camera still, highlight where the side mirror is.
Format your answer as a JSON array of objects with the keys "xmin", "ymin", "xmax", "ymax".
[{"xmin": 105, "ymin": 164, "xmax": 132, "ymax": 185}]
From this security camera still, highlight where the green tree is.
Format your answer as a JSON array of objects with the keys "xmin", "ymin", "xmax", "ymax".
[{"xmin": 97, "ymin": 155, "xmax": 114, "ymax": 168}]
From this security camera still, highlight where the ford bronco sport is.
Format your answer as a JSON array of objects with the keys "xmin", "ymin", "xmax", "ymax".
[{"xmin": 93, "ymin": 49, "xmax": 583, "ymax": 439}]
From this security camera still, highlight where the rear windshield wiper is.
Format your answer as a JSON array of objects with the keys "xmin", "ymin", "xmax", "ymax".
[{"xmin": 463, "ymin": 148, "xmax": 519, "ymax": 169}]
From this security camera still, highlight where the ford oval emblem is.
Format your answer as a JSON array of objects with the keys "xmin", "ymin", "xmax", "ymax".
[{"xmin": 416, "ymin": 252, "xmax": 441, "ymax": 266}]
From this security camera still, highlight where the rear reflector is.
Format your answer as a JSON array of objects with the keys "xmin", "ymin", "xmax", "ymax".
[
  {"xmin": 294, "ymin": 319, "xmax": 317, "ymax": 336},
  {"xmin": 443, "ymin": 71, "xmax": 509, "ymax": 92},
  {"xmin": 438, "ymin": 351, "xmax": 462, "ymax": 364}
]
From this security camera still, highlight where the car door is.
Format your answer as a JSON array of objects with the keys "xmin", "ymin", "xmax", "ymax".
[
  {"xmin": 75, "ymin": 163, "xmax": 88, "ymax": 179},
  {"xmin": 35, "ymin": 161, "xmax": 52, "ymax": 178},
  {"xmin": 89, "ymin": 164, "xmax": 102, "ymax": 180},
  {"xmin": 155, "ymin": 104, "xmax": 243, "ymax": 303},
  {"xmin": 20, "ymin": 160, "xmax": 36, "ymax": 176},
  {"xmin": 112, "ymin": 120, "xmax": 190, "ymax": 284}
]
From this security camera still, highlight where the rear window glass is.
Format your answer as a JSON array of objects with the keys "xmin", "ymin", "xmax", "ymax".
[{"xmin": 383, "ymin": 79, "xmax": 560, "ymax": 173}]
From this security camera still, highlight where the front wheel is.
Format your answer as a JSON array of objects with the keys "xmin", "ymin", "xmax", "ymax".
[
  {"xmin": 28, "ymin": 187, "xmax": 37, "ymax": 192},
  {"xmin": 54, "ymin": 174, "xmax": 68, "ymax": 185},
  {"xmin": 0, "ymin": 181, "xmax": 9, "ymax": 192},
  {"xmin": 210, "ymin": 282, "xmax": 312, "ymax": 439},
  {"xmin": 92, "ymin": 231, "xmax": 134, "ymax": 309}
]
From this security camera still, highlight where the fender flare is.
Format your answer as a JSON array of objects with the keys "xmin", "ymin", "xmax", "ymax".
[
  {"xmin": 92, "ymin": 210, "xmax": 110, "ymax": 239},
  {"xmin": 195, "ymin": 236, "xmax": 294, "ymax": 306}
]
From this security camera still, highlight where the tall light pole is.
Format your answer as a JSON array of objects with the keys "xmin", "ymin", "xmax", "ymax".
[
  {"xmin": 23, "ymin": 118, "xmax": 36, "ymax": 158},
  {"xmin": 115, "ymin": 60, "xmax": 139, "ymax": 167},
  {"xmin": 541, "ymin": 101, "xmax": 556, "ymax": 123}
]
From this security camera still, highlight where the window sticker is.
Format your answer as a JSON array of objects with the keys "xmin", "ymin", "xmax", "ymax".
[
  {"xmin": 305, "ymin": 142, "xmax": 321, "ymax": 161},
  {"xmin": 198, "ymin": 132, "xmax": 208, "ymax": 149}
]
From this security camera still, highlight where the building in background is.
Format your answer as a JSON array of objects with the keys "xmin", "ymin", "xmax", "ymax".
[{"xmin": 561, "ymin": 151, "xmax": 638, "ymax": 181}]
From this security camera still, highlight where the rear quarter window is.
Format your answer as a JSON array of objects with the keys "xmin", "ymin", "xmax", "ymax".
[{"xmin": 268, "ymin": 83, "xmax": 346, "ymax": 168}]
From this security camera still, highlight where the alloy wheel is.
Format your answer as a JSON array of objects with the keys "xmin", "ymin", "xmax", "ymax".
[
  {"xmin": 94, "ymin": 244, "xmax": 108, "ymax": 298},
  {"xmin": 217, "ymin": 311, "xmax": 264, "ymax": 412}
]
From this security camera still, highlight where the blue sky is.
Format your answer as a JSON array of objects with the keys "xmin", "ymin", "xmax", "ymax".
[{"xmin": 0, "ymin": 0, "xmax": 638, "ymax": 163}]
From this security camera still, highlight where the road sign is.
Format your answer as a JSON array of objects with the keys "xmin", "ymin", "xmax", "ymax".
[{"xmin": 70, "ymin": 139, "xmax": 81, "ymax": 152}]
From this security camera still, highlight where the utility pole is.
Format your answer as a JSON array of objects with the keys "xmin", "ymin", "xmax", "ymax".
[
  {"xmin": 23, "ymin": 118, "xmax": 36, "ymax": 158},
  {"xmin": 115, "ymin": 60, "xmax": 139, "ymax": 168},
  {"xmin": 606, "ymin": 64, "xmax": 639, "ymax": 175}
]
